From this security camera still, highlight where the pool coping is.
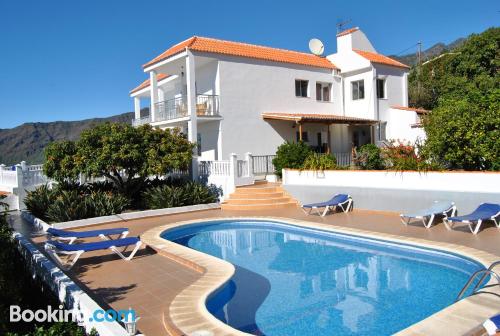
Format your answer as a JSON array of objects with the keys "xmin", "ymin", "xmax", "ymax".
[{"xmin": 141, "ymin": 217, "xmax": 500, "ymax": 336}]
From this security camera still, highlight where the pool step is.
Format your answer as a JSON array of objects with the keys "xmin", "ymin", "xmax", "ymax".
[{"xmin": 221, "ymin": 181, "xmax": 298, "ymax": 211}]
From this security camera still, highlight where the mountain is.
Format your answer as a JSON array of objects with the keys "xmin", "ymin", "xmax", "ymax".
[
  {"xmin": 0, "ymin": 112, "xmax": 135, "ymax": 165},
  {"xmin": 390, "ymin": 38, "xmax": 466, "ymax": 67}
]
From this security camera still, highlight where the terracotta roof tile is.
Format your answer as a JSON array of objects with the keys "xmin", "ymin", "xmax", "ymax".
[
  {"xmin": 143, "ymin": 36, "xmax": 337, "ymax": 70},
  {"xmin": 391, "ymin": 105, "xmax": 429, "ymax": 114},
  {"xmin": 354, "ymin": 49, "xmax": 410, "ymax": 69},
  {"xmin": 262, "ymin": 112, "xmax": 377, "ymax": 124},
  {"xmin": 336, "ymin": 27, "xmax": 359, "ymax": 37},
  {"xmin": 130, "ymin": 73, "xmax": 170, "ymax": 94}
]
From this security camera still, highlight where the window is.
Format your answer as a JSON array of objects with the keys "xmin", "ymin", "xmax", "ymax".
[
  {"xmin": 377, "ymin": 78, "xmax": 386, "ymax": 99},
  {"xmin": 316, "ymin": 82, "xmax": 332, "ymax": 102},
  {"xmin": 351, "ymin": 80, "xmax": 365, "ymax": 100},
  {"xmin": 295, "ymin": 80, "xmax": 308, "ymax": 97},
  {"xmin": 296, "ymin": 131, "xmax": 309, "ymax": 142}
]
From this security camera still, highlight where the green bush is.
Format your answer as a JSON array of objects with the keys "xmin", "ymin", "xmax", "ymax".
[
  {"xmin": 24, "ymin": 185, "xmax": 56, "ymax": 222},
  {"xmin": 26, "ymin": 186, "xmax": 129, "ymax": 223},
  {"xmin": 142, "ymin": 182, "xmax": 222, "ymax": 209},
  {"xmin": 409, "ymin": 27, "xmax": 500, "ymax": 170},
  {"xmin": 44, "ymin": 190, "xmax": 129, "ymax": 223},
  {"xmin": 355, "ymin": 144, "xmax": 385, "ymax": 170},
  {"xmin": 301, "ymin": 153, "xmax": 337, "ymax": 171},
  {"xmin": 86, "ymin": 191, "xmax": 129, "ymax": 217},
  {"xmin": 272, "ymin": 141, "xmax": 312, "ymax": 177},
  {"xmin": 6, "ymin": 322, "xmax": 96, "ymax": 336},
  {"xmin": 382, "ymin": 141, "xmax": 441, "ymax": 171}
]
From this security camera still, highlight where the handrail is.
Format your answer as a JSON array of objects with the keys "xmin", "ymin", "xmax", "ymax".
[{"xmin": 456, "ymin": 261, "xmax": 500, "ymax": 301}]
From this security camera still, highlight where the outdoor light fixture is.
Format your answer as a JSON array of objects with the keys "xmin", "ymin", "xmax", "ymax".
[{"xmin": 122, "ymin": 311, "xmax": 140, "ymax": 336}]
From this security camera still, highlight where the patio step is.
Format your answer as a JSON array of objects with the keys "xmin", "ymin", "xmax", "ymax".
[
  {"xmin": 221, "ymin": 181, "xmax": 298, "ymax": 211},
  {"xmin": 221, "ymin": 201, "xmax": 298, "ymax": 211},
  {"xmin": 225, "ymin": 197, "xmax": 292, "ymax": 205},
  {"xmin": 234, "ymin": 186, "xmax": 281, "ymax": 194}
]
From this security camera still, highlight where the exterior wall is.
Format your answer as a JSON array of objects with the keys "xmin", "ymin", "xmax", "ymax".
[
  {"xmin": 336, "ymin": 30, "xmax": 376, "ymax": 54},
  {"xmin": 381, "ymin": 108, "xmax": 426, "ymax": 143},
  {"xmin": 343, "ymin": 69, "xmax": 376, "ymax": 120},
  {"xmin": 374, "ymin": 64, "xmax": 407, "ymax": 111},
  {"xmin": 195, "ymin": 60, "xmax": 219, "ymax": 95},
  {"xmin": 282, "ymin": 169, "xmax": 500, "ymax": 213},
  {"xmin": 217, "ymin": 55, "xmax": 338, "ymax": 157},
  {"xmin": 198, "ymin": 121, "xmax": 220, "ymax": 160},
  {"xmin": 327, "ymin": 51, "xmax": 370, "ymax": 74}
]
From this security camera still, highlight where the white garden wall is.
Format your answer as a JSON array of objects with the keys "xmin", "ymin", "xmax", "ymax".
[
  {"xmin": 283, "ymin": 169, "xmax": 499, "ymax": 193},
  {"xmin": 283, "ymin": 169, "xmax": 500, "ymax": 213}
]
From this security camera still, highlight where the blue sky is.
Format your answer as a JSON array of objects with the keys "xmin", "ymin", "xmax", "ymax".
[{"xmin": 0, "ymin": 0, "xmax": 497, "ymax": 129}]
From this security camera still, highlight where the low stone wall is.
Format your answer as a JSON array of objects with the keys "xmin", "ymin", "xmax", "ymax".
[
  {"xmin": 282, "ymin": 169, "xmax": 500, "ymax": 213},
  {"xmin": 22, "ymin": 203, "xmax": 221, "ymax": 230}
]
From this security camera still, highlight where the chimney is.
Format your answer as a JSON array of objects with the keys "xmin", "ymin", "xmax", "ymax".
[{"xmin": 336, "ymin": 27, "xmax": 376, "ymax": 53}]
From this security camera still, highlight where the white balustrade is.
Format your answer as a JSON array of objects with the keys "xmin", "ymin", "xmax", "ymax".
[{"xmin": 0, "ymin": 170, "xmax": 18, "ymax": 187}]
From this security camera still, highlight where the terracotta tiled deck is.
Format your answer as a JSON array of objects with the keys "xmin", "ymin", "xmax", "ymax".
[{"xmin": 27, "ymin": 207, "xmax": 500, "ymax": 335}]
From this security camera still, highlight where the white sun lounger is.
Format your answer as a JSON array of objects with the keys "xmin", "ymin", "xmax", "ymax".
[{"xmin": 400, "ymin": 201, "xmax": 456, "ymax": 228}]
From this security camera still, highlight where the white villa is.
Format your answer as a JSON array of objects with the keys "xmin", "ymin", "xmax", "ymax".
[{"xmin": 130, "ymin": 27, "xmax": 426, "ymax": 178}]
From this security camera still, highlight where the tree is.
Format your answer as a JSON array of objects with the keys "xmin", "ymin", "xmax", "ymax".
[
  {"xmin": 44, "ymin": 141, "xmax": 79, "ymax": 182},
  {"xmin": 416, "ymin": 27, "xmax": 500, "ymax": 170},
  {"xmin": 272, "ymin": 141, "xmax": 312, "ymax": 177},
  {"xmin": 44, "ymin": 123, "xmax": 195, "ymax": 194}
]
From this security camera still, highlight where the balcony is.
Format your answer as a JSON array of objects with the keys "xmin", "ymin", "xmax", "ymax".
[
  {"xmin": 132, "ymin": 115, "xmax": 151, "ymax": 127},
  {"xmin": 133, "ymin": 95, "xmax": 220, "ymax": 126}
]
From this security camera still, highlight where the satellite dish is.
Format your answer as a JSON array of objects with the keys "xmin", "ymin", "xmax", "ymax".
[{"xmin": 309, "ymin": 38, "xmax": 324, "ymax": 56}]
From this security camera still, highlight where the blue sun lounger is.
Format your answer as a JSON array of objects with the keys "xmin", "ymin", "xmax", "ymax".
[
  {"xmin": 47, "ymin": 227, "xmax": 129, "ymax": 244},
  {"xmin": 302, "ymin": 194, "xmax": 353, "ymax": 216},
  {"xmin": 400, "ymin": 201, "xmax": 456, "ymax": 228},
  {"xmin": 44, "ymin": 237, "xmax": 143, "ymax": 270},
  {"xmin": 444, "ymin": 203, "xmax": 500, "ymax": 234}
]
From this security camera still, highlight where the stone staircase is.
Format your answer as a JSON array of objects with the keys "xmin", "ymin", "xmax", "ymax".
[{"xmin": 221, "ymin": 181, "xmax": 298, "ymax": 211}]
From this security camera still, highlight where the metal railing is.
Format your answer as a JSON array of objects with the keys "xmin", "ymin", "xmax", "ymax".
[
  {"xmin": 156, "ymin": 96, "xmax": 188, "ymax": 121},
  {"xmin": 132, "ymin": 115, "xmax": 151, "ymax": 127},
  {"xmin": 195, "ymin": 95, "xmax": 219, "ymax": 117},
  {"xmin": 252, "ymin": 155, "xmax": 276, "ymax": 175},
  {"xmin": 332, "ymin": 152, "xmax": 352, "ymax": 167},
  {"xmin": 237, "ymin": 160, "xmax": 248, "ymax": 177},
  {"xmin": 456, "ymin": 261, "xmax": 500, "ymax": 301},
  {"xmin": 131, "ymin": 95, "xmax": 220, "ymax": 126}
]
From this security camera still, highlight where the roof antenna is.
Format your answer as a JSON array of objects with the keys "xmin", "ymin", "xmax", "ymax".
[{"xmin": 336, "ymin": 19, "xmax": 352, "ymax": 34}]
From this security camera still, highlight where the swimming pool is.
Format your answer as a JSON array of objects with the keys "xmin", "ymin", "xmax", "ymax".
[{"xmin": 161, "ymin": 219, "xmax": 484, "ymax": 336}]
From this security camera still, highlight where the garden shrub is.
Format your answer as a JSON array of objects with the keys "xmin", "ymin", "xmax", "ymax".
[
  {"xmin": 301, "ymin": 153, "xmax": 337, "ymax": 171},
  {"xmin": 142, "ymin": 181, "xmax": 222, "ymax": 209},
  {"xmin": 85, "ymin": 191, "xmax": 129, "ymax": 217},
  {"xmin": 355, "ymin": 144, "xmax": 385, "ymax": 170},
  {"xmin": 45, "ymin": 190, "xmax": 89, "ymax": 223},
  {"xmin": 382, "ymin": 141, "xmax": 440, "ymax": 171},
  {"xmin": 24, "ymin": 185, "xmax": 56, "ymax": 222},
  {"xmin": 272, "ymin": 141, "xmax": 312, "ymax": 177},
  {"xmin": 6, "ymin": 322, "xmax": 97, "ymax": 336},
  {"xmin": 26, "ymin": 187, "xmax": 129, "ymax": 223}
]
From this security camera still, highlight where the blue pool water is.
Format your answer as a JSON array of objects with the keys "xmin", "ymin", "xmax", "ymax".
[{"xmin": 161, "ymin": 220, "xmax": 483, "ymax": 336}]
